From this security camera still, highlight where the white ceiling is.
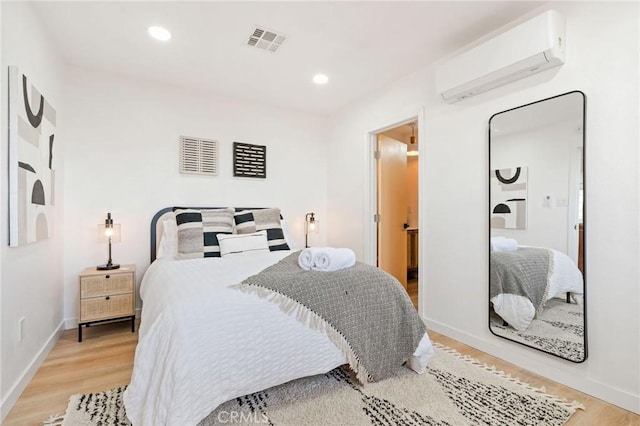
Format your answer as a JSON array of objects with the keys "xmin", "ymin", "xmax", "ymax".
[{"xmin": 31, "ymin": 1, "xmax": 544, "ymax": 115}]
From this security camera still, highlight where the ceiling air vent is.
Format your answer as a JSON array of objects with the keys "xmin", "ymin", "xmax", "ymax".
[
  {"xmin": 180, "ymin": 136, "xmax": 218, "ymax": 176},
  {"xmin": 247, "ymin": 26, "xmax": 286, "ymax": 53}
]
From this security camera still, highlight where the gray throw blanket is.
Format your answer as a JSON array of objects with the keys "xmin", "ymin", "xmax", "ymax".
[
  {"xmin": 490, "ymin": 247, "xmax": 552, "ymax": 316},
  {"xmin": 232, "ymin": 252, "xmax": 426, "ymax": 383}
]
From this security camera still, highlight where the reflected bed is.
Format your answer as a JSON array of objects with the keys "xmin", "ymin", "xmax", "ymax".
[{"xmin": 490, "ymin": 246, "xmax": 583, "ymax": 332}]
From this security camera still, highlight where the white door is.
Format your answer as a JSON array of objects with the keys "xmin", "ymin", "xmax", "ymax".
[{"xmin": 377, "ymin": 135, "xmax": 408, "ymax": 289}]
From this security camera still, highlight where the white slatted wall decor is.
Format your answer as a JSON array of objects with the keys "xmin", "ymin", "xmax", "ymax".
[{"xmin": 180, "ymin": 136, "xmax": 218, "ymax": 176}]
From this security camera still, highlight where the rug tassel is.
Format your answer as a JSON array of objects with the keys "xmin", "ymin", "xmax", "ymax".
[
  {"xmin": 433, "ymin": 342, "xmax": 586, "ymax": 413},
  {"xmin": 43, "ymin": 414, "xmax": 64, "ymax": 425}
]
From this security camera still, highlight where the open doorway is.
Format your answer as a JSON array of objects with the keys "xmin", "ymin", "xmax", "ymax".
[{"xmin": 376, "ymin": 121, "xmax": 419, "ymax": 307}]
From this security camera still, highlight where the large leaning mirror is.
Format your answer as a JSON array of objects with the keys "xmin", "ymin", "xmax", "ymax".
[{"xmin": 488, "ymin": 91, "xmax": 586, "ymax": 362}]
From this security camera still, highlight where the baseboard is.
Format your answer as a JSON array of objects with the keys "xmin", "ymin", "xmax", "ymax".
[
  {"xmin": 64, "ymin": 308, "xmax": 141, "ymax": 330},
  {"xmin": 64, "ymin": 316, "xmax": 76, "ymax": 330},
  {"xmin": 424, "ymin": 317, "xmax": 640, "ymax": 414},
  {"xmin": 0, "ymin": 320, "xmax": 65, "ymax": 422}
]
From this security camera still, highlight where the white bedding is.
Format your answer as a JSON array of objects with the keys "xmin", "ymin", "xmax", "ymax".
[
  {"xmin": 123, "ymin": 251, "xmax": 434, "ymax": 425},
  {"xmin": 491, "ymin": 248, "xmax": 583, "ymax": 332}
]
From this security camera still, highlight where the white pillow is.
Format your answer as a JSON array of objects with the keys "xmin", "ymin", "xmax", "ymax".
[
  {"xmin": 157, "ymin": 219, "xmax": 178, "ymax": 259},
  {"xmin": 280, "ymin": 218, "xmax": 297, "ymax": 250},
  {"xmin": 218, "ymin": 230, "xmax": 270, "ymax": 257}
]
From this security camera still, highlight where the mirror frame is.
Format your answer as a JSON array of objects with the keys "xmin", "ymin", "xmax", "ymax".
[{"xmin": 488, "ymin": 90, "xmax": 588, "ymax": 363}]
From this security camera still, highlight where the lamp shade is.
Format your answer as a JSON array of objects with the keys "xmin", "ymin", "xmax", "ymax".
[
  {"xmin": 305, "ymin": 212, "xmax": 319, "ymax": 248},
  {"xmin": 307, "ymin": 218, "xmax": 319, "ymax": 234},
  {"xmin": 98, "ymin": 222, "xmax": 121, "ymax": 242}
]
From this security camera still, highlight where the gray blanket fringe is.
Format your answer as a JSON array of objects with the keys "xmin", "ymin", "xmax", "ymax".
[{"xmin": 231, "ymin": 252, "xmax": 426, "ymax": 383}]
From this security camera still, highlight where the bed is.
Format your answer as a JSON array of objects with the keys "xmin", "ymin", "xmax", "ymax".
[
  {"xmin": 123, "ymin": 207, "xmax": 434, "ymax": 425},
  {"xmin": 490, "ymin": 245, "xmax": 584, "ymax": 332}
]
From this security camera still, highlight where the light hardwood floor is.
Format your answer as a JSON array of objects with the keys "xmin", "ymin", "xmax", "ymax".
[
  {"xmin": 407, "ymin": 278, "xmax": 419, "ymax": 307},
  {"xmin": 4, "ymin": 321, "xmax": 138, "ymax": 426},
  {"xmin": 4, "ymin": 318, "xmax": 639, "ymax": 425}
]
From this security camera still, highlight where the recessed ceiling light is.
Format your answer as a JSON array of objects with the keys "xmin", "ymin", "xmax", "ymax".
[
  {"xmin": 312, "ymin": 74, "xmax": 329, "ymax": 85},
  {"xmin": 148, "ymin": 26, "xmax": 171, "ymax": 42}
]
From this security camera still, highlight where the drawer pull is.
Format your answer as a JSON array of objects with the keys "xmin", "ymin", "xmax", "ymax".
[
  {"xmin": 105, "ymin": 296, "xmax": 111, "ymax": 300},
  {"xmin": 105, "ymin": 275, "xmax": 110, "ymax": 279}
]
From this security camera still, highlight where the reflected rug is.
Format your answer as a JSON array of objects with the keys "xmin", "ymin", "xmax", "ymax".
[
  {"xmin": 491, "ymin": 296, "xmax": 585, "ymax": 362},
  {"xmin": 48, "ymin": 343, "xmax": 583, "ymax": 426}
]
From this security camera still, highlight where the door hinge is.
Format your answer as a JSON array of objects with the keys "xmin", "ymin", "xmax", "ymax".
[
  {"xmin": 374, "ymin": 150, "xmax": 381, "ymax": 159},
  {"xmin": 374, "ymin": 214, "xmax": 381, "ymax": 223}
]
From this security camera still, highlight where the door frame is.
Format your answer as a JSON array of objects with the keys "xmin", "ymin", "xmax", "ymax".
[{"xmin": 364, "ymin": 108, "xmax": 425, "ymax": 307}]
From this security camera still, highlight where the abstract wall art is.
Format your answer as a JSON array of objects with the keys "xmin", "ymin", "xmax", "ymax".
[
  {"xmin": 490, "ymin": 166, "xmax": 527, "ymax": 230},
  {"xmin": 233, "ymin": 142, "xmax": 267, "ymax": 178},
  {"xmin": 8, "ymin": 66, "xmax": 57, "ymax": 246}
]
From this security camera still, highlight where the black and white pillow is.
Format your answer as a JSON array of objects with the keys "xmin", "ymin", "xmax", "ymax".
[
  {"xmin": 174, "ymin": 208, "xmax": 235, "ymax": 258},
  {"xmin": 234, "ymin": 208, "xmax": 290, "ymax": 251}
]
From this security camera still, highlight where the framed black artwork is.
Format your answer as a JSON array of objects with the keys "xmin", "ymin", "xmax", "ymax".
[{"xmin": 233, "ymin": 142, "xmax": 266, "ymax": 178}]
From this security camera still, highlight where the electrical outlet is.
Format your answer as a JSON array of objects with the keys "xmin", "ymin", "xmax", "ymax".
[{"xmin": 18, "ymin": 317, "xmax": 25, "ymax": 342}]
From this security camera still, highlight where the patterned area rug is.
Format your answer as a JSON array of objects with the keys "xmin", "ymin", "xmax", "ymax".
[
  {"xmin": 490, "ymin": 296, "xmax": 585, "ymax": 362},
  {"xmin": 51, "ymin": 343, "xmax": 583, "ymax": 426}
]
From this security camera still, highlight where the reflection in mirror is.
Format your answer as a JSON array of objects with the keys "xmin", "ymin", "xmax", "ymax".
[{"xmin": 488, "ymin": 91, "xmax": 586, "ymax": 362}]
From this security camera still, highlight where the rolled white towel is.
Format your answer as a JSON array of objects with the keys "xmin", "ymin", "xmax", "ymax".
[
  {"xmin": 491, "ymin": 236, "xmax": 518, "ymax": 252},
  {"xmin": 311, "ymin": 247, "xmax": 356, "ymax": 272},
  {"xmin": 298, "ymin": 247, "xmax": 322, "ymax": 270},
  {"xmin": 490, "ymin": 236, "xmax": 503, "ymax": 252},
  {"xmin": 298, "ymin": 247, "xmax": 356, "ymax": 271}
]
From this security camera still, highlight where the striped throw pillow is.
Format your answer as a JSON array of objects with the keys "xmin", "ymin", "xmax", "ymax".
[
  {"xmin": 174, "ymin": 208, "xmax": 235, "ymax": 258},
  {"xmin": 234, "ymin": 208, "xmax": 290, "ymax": 251}
]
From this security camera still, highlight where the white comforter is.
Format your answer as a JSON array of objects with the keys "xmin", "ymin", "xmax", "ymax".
[
  {"xmin": 123, "ymin": 251, "xmax": 434, "ymax": 425},
  {"xmin": 491, "ymin": 248, "xmax": 584, "ymax": 331}
]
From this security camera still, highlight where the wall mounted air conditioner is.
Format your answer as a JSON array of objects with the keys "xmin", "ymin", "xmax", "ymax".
[{"xmin": 436, "ymin": 10, "xmax": 565, "ymax": 103}]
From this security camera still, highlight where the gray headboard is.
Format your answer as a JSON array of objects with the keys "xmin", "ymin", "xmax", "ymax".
[{"xmin": 150, "ymin": 207, "xmax": 274, "ymax": 263}]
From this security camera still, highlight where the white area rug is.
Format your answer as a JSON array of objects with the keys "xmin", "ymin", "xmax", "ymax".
[{"xmin": 50, "ymin": 343, "xmax": 583, "ymax": 426}]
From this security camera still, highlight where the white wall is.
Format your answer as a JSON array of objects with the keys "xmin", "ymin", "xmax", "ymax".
[
  {"xmin": 0, "ymin": 1, "xmax": 4, "ymax": 416},
  {"xmin": 62, "ymin": 67, "xmax": 329, "ymax": 326},
  {"xmin": 0, "ymin": 2, "xmax": 66, "ymax": 419},
  {"xmin": 326, "ymin": 1, "xmax": 639, "ymax": 413}
]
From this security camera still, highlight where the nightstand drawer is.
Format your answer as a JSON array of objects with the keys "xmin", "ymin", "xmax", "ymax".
[
  {"xmin": 80, "ymin": 272, "xmax": 133, "ymax": 298},
  {"xmin": 80, "ymin": 294, "xmax": 134, "ymax": 322}
]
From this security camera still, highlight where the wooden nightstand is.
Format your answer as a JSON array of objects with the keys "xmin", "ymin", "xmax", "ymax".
[{"xmin": 78, "ymin": 265, "xmax": 136, "ymax": 342}]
